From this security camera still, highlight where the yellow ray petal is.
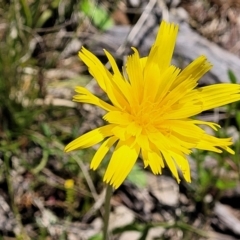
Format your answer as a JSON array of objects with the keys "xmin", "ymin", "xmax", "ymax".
[
  {"xmin": 197, "ymin": 84, "xmax": 240, "ymax": 111},
  {"xmin": 142, "ymin": 55, "xmax": 161, "ymax": 101},
  {"xmin": 103, "ymin": 140, "xmax": 140, "ymax": 188},
  {"xmin": 104, "ymin": 50, "xmax": 132, "ymax": 111},
  {"xmin": 163, "ymin": 120, "xmax": 204, "ymax": 152},
  {"xmin": 172, "ymin": 55, "xmax": 212, "ymax": 88},
  {"xmin": 149, "ymin": 130, "xmax": 191, "ymax": 155},
  {"xmin": 90, "ymin": 136, "xmax": 118, "ymax": 170},
  {"xmin": 171, "ymin": 152, "xmax": 191, "ymax": 183},
  {"xmin": 160, "ymin": 75, "xmax": 197, "ymax": 108},
  {"xmin": 154, "ymin": 66, "xmax": 181, "ymax": 102},
  {"xmin": 148, "ymin": 131, "xmax": 169, "ymax": 152},
  {"xmin": 165, "ymin": 100, "xmax": 203, "ymax": 119},
  {"xmin": 126, "ymin": 48, "xmax": 144, "ymax": 102},
  {"xmin": 74, "ymin": 86, "xmax": 117, "ymax": 112},
  {"xmin": 168, "ymin": 134, "xmax": 195, "ymax": 152},
  {"xmin": 148, "ymin": 149, "xmax": 164, "ymax": 174},
  {"xmin": 126, "ymin": 122, "xmax": 142, "ymax": 137},
  {"xmin": 79, "ymin": 48, "xmax": 129, "ymax": 110},
  {"xmin": 140, "ymin": 57, "xmax": 147, "ymax": 69},
  {"xmin": 79, "ymin": 47, "xmax": 111, "ymax": 92},
  {"xmin": 104, "ymin": 49, "xmax": 122, "ymax": 77},
  {"xmin": 64, "ymin": 125, "xmax": 114, "ymax": 152},
  {"xmin": 182, "ymin": 84, "xmax": 240, "ymax": 111},
  {"xmin": 111, "ymin": 125, "xmax": 128, "ymax": 141},
  {"xmin": 104, "ymin": 77, "xmax": 132, "ymax": 111},
  {"xmin": 167, "ymin": 119, "xmax": 205, "ymax": 138},
  {"xmin": 103, "ymin": 111, "xmax": 132, "ymax": 125},
  {"xmin": 192, "ymin": 120, "xmax": 220, "ymax": 131},
  {"xmin": 141, "ymin": 148, "xmax": 149, "ymax": 168},
  {"xmin": 197, "ymin": 134, "xmax": 234, "ymax": 154},
  {"xmin": 162, "ymin": 150, "xmax": 180, "ymax": 183},
  {"xmin": 136, "ymin": 133, "xmax": 150, "ymax": 151},
  {"xmin": 146, "ymin": 21, "xmax": 178, "ymax": 73}
]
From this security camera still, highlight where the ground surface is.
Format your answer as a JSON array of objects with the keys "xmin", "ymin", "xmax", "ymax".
[{"xmin": 1, "ymin": 0, "xmax": 240, "ymax": 239}]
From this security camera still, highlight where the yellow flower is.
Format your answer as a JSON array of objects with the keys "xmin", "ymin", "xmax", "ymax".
[{"xmin": 65, "ymin": 21, "xmax": 240, "ymax": 189}]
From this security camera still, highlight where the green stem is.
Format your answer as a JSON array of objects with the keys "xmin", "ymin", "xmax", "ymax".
[
  {"xmin": 103, "ymin": 184, "xmax": 113, "ymax": 240},
  {"xmin": 19, "ymin": 0, "xmax": 33, "ymax": 27}
]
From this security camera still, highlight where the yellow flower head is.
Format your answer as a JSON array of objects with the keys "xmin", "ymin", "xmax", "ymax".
[{"xmin": 65, "ymin": 21, "xmax": 240, "ymax": 189}]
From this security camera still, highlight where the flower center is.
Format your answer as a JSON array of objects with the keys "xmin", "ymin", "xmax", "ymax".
[{"xmin": 131, "ymin": 100, "xmax": 161, "ymax": 130}]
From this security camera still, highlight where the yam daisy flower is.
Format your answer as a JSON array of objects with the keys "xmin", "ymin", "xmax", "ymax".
[{"xmin": 65, "ymin": 21, "xmax": 240, "ymax": 189}]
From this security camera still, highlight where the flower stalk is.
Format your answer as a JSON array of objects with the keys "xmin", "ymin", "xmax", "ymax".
[{"xmin": 103, "ymin": 184, "xmax": 113, "ymax": 240}]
